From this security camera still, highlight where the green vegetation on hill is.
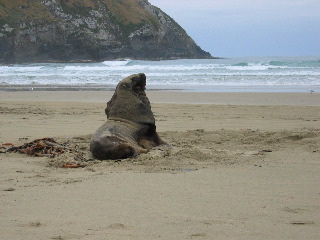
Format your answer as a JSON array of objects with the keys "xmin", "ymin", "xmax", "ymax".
[{"xmin": 0, "ymin": 0, "xmax": 212, "ymax": 63}]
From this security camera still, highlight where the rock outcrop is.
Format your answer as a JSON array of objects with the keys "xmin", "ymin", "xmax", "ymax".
[{"xmin": 0, "ymin": 0, "xmax": 212, "ymax": 63}]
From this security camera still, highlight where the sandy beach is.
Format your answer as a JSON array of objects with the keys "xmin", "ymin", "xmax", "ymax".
[{"xmin": 0, "ymin": 91, "xmax": 320, "ymax": 239}]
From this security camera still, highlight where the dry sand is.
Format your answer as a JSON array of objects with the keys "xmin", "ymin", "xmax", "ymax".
[{"xmin": 0, "ymin": 91, "xmax": 320, "ymax": 240}]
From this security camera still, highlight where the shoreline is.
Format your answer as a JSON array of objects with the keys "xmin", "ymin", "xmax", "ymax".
[
  {"xmin": 1, "ymin": 91, "xmax": 319, "ymax": 106},
  {"xmin": 0, "ymin": 57, "xmax": 220, "ymax": 66},
  {"xmin": 1, "ymin": 85, "xmax": 319, "ymax": 93}
]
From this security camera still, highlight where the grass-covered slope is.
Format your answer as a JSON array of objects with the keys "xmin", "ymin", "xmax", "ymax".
[{"xmin": 0, "ymin": 0, "xmax": 212, "ymax": 63}]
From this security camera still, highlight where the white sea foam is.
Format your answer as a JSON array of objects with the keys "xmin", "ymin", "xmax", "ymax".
[
  {"xmin": 0, "ymin": 66, "xmax": 44, "ymax": 72},
  {"xmin": 226, "ymin": 65, "xmax": 270, "ymax": 71},
  {"xmin": 1, "ymin": 57, "xmax": 320, "ymax": 92},
  {"xmin": 102, "ymin": 60, "xmax": 131, "ymax": 66}
]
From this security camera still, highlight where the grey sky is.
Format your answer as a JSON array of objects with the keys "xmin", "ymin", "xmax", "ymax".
[{"xmin": 148, "ymin": 0, "xmax": 320, "ymax": 57}]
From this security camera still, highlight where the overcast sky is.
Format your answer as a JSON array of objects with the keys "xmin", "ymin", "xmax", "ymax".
[{"xmin": 148, "ymin": 0, "xmax": 320, "ymax": 57}]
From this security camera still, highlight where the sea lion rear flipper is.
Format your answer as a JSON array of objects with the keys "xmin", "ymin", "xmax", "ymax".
[{"xmin": 90, "ymin": 137, "xmax": 137, "ymax": 160}]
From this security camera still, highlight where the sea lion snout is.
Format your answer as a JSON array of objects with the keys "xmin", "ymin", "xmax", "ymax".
[{"xmin": 119, "ymin": 73, "xmax": 146, "ymax": 90}]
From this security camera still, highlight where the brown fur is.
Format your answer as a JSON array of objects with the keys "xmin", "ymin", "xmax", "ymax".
[{"xmin": 90, "ymin": 73, "xmax": 167, "ymax": 160}]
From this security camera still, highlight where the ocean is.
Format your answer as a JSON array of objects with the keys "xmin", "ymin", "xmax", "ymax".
[{"xmin": 1, "ymin": 56, "xmax": 319, "ymax": 92}]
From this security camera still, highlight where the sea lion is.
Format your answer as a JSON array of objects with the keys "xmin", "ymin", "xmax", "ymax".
[{"xmin": 90, "ymin": 73, "xmax": 167, "ymax": 160}]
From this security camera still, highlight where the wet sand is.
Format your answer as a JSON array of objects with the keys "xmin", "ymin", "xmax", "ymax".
[{"xmin": 0, "ymin": 91, "xmax": 319, "ymax": 239}]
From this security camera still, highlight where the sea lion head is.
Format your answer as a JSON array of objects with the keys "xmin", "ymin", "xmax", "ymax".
[{"xmin": 106, "ymin": 73, "xmax": 155, "ymax": 124}]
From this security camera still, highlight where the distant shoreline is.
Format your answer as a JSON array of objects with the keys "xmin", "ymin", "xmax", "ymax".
[
  {"xmin": 0, "ymin": 57, "xmax": 223, "ymax": 66},
  {"xmin": 0, "ymin": 85, "xmax": 318, "ymax": 93}
]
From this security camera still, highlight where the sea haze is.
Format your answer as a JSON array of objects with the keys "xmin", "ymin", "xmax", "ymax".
[{"xmin": 1, "ymin": 56, "xmax": 319, "ymax": 92}]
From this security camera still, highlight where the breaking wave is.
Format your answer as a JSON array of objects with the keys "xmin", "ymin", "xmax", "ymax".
[{"xmin": 1, "ymin": 56, "xmax": 319, "ymax": 92}]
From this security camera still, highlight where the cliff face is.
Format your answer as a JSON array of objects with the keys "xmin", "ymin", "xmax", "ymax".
[{"xmin": 0, "ymin": 0, "xmax": 212, "ymax": 63}]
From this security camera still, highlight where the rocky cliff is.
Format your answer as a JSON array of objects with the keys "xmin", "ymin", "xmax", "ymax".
[{"xmin": 0, "ymin": 0, "xmax": 212, "ymax": 63}]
